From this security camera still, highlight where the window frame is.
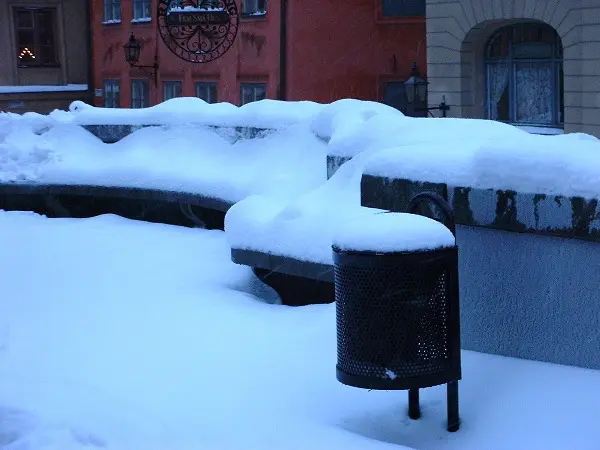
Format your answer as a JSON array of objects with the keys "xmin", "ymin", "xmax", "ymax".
[
  {"xmin": 240, "ymin": 82, "xmax": 266, "ymax": 105},
  {"xmin": 242, "ymin": 0, "xmax": 267, "ymax": 17},
  {"xmin": 195, "ymin": 81, "xmax": 218, "ymax": 104},
  {"xmin": 380, "ymin": 80, "xmax": 408, "ymax": 115},
  {"xmin": 379, "ymin": 0, "xmax": 425, "ymax": 18},
  {"xmin": 484, "ymin": 23, "xmax": 563, "ymax": 129},
  {"xmin": 104, "ymin": 79, "xmax": 121, "ymax": 108},
  {"xmin": 14, "ymin": 7, "xmax": 59, "ymax": 68},
  {"xmin": 131, "ymin": 79, "xmax": 149, "ymax": 109},
  {"xmin": 163, "ymin": 81, "xmax": 183, "ymax": 101},
  {"xmin": 132, "ymin": 0, "xmax": 151, "ymax": 22},
  {"xmin": 103, "ymin": 0, "xmax": 122, "ymax": 23}
]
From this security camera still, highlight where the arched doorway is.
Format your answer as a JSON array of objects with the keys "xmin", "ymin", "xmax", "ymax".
[{"xmin": 484, "ymin": 23, "xmax": 563, "ymax": 129}]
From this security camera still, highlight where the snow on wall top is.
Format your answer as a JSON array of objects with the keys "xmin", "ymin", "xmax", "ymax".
[
  {"xmin": 363, "ymin": 130, "xmax": 600, "ymax": 199},
  {"xmin": 2, "ymin": 97, "xmax": 600, "ymax": 200},
  {"xmin": 308, "ymin": 100, "xmax": 600, "ymax": 199},
  {"xmin": 34, "ymin": 98, "xmax": 326, "ymax": 128}
]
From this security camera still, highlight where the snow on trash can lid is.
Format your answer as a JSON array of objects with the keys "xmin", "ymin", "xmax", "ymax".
[{"xmin": 333, "ymin": 211, "xmax": 455, "ymax": 253}]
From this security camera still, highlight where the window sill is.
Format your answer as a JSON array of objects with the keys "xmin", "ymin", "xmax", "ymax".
[
  {"xmin": 375, "ymin": 15, "xmax": 424, "ymax": 25},
  {"xmin": 102, "ymin": 19, "xmax": 122, "ymax": 25},
  {"xmin": 17, "ymin": 64, "xmax": 61, "ymax": 69},
  {"xmin": 516, "ymin": 125, "xmax": 564, "ymax": 135},
  {"xmin": 132, "ymin": 18, "xmax": 152, "ymax": 23},
  {"xmin": 241, "ymin": 11, "xmax": 267, "ymax": 20}
]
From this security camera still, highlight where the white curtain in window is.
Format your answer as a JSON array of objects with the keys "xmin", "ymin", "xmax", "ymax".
[
  {"xmin": 487, "ymin": 63, "xmax": 509, "ymax": 120},
  {"xmin": 515, "ymin": 62, "xmax": 553, "ymax": 124}
]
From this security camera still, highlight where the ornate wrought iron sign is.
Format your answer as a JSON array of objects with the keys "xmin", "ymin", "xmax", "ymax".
[{"xmin": 157, "ymin": 0, "xmax": 239, "ymax": 63}]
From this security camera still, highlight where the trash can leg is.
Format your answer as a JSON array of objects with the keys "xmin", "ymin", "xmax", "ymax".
[
  {"xmin": 447, "ymin": 381, "xmax": 459, "ymax": 432},
  {"xmin": 408, "ymin": 388, "xmax": 420, "ymax": 420}
]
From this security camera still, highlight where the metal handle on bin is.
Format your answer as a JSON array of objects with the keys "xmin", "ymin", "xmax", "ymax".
[{"xmin": 408, "ymin": 192, "xmax": 456, "ymax": 236}]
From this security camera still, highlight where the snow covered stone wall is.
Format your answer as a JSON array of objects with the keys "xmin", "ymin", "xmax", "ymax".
[
  {"xmin": 361, "ymin": 178, "xmax": 600, "ymax": 370},
  {"xmin": 457, "ymin": 225, "xmax": 600, "ymax": 369}
]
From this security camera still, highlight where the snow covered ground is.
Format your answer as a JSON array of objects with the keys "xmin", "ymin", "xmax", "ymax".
[{"xmin": 1, "ymin": 210, "xmax": 600, "ymax": 450}]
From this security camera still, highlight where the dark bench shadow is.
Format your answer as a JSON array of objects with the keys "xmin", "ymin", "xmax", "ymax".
[
  {"xmin": 232, "ymin": 248, "xmax": 334, "ymax": 307},
  {"xmin": 0, "ymin": 183, "xmax": 233, "ymax": 230}
]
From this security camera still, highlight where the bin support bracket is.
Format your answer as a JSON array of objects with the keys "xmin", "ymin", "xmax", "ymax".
[
  {"xmin": 447, "ymin": 381, "xmax": 460, "ymax": 432},
  {"xmin": 408, "ymin": 388, "xmax": 420, "ymax": 420}
]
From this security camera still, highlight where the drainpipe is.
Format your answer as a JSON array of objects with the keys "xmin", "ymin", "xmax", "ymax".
[
  {"xmin": 85, "ymin": 0, "xmax": 94, "ymax": 105},
  {"xmin": 278, "ymin": 0, "xmax": 288, "ymax": 100}
]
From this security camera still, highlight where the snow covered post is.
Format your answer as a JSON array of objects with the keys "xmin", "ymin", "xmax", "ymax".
[{"xmin": 332, "ymin": 193, "xmax": 461, "ymax": 432}]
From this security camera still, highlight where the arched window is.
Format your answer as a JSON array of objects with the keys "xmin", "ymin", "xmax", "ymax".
[{"xmin": 485, "ymin": 23, "xmax": 563, "ymax": 128}]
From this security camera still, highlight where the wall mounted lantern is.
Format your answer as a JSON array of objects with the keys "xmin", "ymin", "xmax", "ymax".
[
  {"xmin": 124, "ymin": 34, "xmax": 158, "ymax": 85},
  {"xmin": 404, "ymin": 62, "xmax": 450, "ymax": 118}
]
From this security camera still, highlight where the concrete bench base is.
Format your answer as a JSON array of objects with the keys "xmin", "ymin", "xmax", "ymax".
[
  {"xmin": 232, "ymin": 248, "xmax": 334, "ymax": 306},
  {"xmin": 253, "ymin": 268, "xmax": 334, "ymax": 307},
  {"xmin": 0, "ymin": 184, "xmax": 232, "ymax": 230}
]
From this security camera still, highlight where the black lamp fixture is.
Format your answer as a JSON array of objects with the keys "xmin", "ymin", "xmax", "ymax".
[
  {"xmin": 124, "ymin": 33, "xmax": 158, "ymax": 85},
  {"xmin": 404, "ymin": 62, "xmax": 450, "ymax": 118}
]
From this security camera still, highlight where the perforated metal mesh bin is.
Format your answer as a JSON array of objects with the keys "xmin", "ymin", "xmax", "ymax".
[{"xmin": 333, "ymin": 192, "xmax": 461, "ymax": 432}]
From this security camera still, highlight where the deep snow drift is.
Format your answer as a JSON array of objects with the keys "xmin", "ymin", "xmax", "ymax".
[{"xmin": 1, "ymin": 211, "xmax": 600, "ymax": 450}]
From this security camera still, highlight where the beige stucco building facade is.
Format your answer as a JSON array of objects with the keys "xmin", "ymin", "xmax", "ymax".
[
  {"xmin": 426, "ymin": 0, "xmax": 600, "ymax": 136},
  {"xmin": 0, "ymin": 0, "xmax": 92, "ymax": 113}
]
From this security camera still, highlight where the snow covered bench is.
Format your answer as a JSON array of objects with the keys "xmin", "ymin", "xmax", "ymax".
[
  {"xmin": 0, "ymin": 98, "xmax": 329, "ymax": 228},
  {"xmin": 227, "ymin": 110, "xmax": 600, "ymax": 370},
  {"xmin": 228, "ymin": 111, "xmax": 522, "ymax": 306}
]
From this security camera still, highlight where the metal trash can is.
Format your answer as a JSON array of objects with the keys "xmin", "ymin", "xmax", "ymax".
[{"xmin": 333, "ymin": 192, "xmax": 461, "ymax": 432}]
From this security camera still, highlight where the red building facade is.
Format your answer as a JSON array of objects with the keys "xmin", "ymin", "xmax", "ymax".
[{"xmin": 90, "ymin": 0, "xmax": 426, "ymax": 109}]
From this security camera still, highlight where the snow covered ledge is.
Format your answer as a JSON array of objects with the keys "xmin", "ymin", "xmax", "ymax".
[
  {"xmin": 361, "ymin": 131, "xmax": 600, "ymax": 241},
  {"xmin": 60, "ymin": 98, "xmax": 327, "ymax": 143},
  {"xmin": 360, "ymin": 132, "xmax": 600, "ymax": 371}
]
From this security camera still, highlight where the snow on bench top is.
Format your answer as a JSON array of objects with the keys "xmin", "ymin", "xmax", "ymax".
[
  {"xmin": 226, "ymin": 150, "xmax": 386, "ymax": 264},
  {"xmin": 333, "ymin": 212, "xmax": 455, "ymax": 253},
  {"xmin": 54, "ymin": 98, "xmax": 326, "ymax": 128},
  {"xmin": 0, "ymin": 111, "xmax": 327, "ymax": 204}
]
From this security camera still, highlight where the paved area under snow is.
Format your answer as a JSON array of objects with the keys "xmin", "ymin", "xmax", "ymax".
[{"xmin": 0, "ymin": 211, "xmax": 599, "ymax": 450}]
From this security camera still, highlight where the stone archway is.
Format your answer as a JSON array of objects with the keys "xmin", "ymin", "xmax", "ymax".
[{"xmin": 425, "ymin": 0, "xmax": 594, "ymax": 134}]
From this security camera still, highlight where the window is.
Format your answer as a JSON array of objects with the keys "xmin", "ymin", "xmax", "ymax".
[
  {"xmin": 14, "ymin": 8, "xmax": 58, "ymax": 67},
  {"xmin": 132, "ymin": 0, "xmax": 151, "ymax": 21},
  {"xmin": 382, "ymin": 82, "xmax": 408, "ymax": 115},
  {"xmin": 242, "ymin": 0, "xmax": 266, "ymax": 16},
  {"xmin": 240, "ymin": 83, "xmax": 266, "ymax": 105},
  {"xmin": 485, "ymin": 23, "xmax": 563, "ymax": 128},
  {"xmin": 163, "ymin": 81, "xmax": 182, "ymax": 101},
  {"xmin": 196, "ymin": 82, "xmax": 218, "ymax": 103},
  {"xmin": 103, "ymin": 0, "xmax": 121, "ymax": 23},
  {"xmin": 131, "ymin": 79, "xmax": 149, "ymax": 108},
  {"xmin": 381, "ymin": 0, "xmax": 425, "ymax": 17},
  {"xmin": 104, "ymin": 80, "xmax": 120, "ymax": 108}
]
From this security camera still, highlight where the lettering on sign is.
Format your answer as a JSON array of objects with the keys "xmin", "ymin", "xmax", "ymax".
[
  {"xmin": 157, "ymin": 1, "xmax": 239, "ymax": 63},
  {"xmin": 165, "ymin": 11, "xmax": 230, "ymax": 26}
]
